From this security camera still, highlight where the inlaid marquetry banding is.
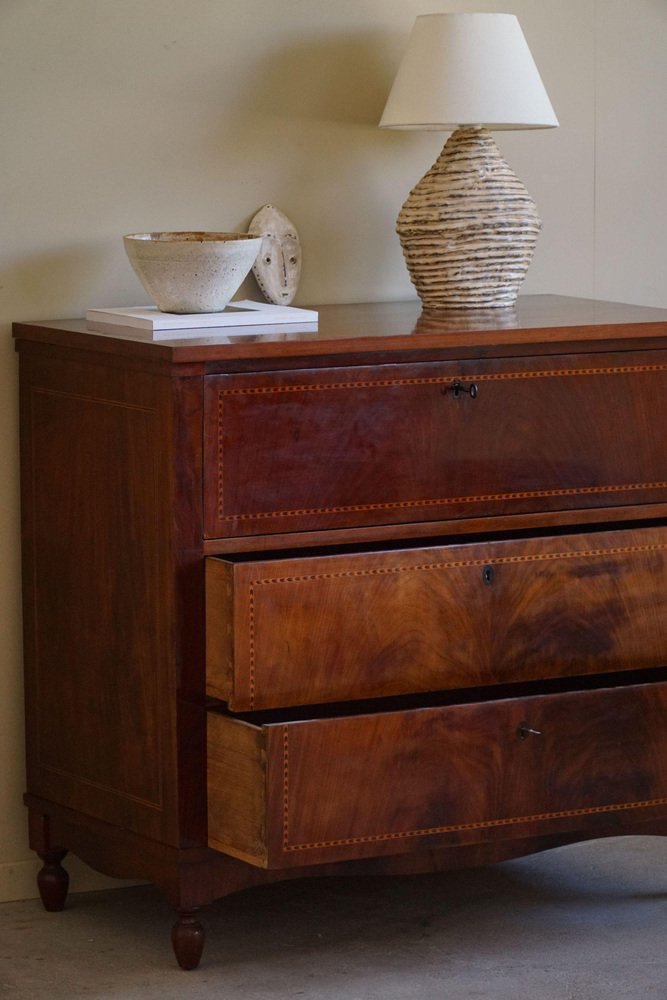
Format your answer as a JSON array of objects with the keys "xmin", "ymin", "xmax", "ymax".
[
  {"xmin": 33, "ymin": 386, "xmax": 156, "ymax": 414},
  {"xmin": 282, "ymin": 727, "xmax": 290, "ymax": 852},
  {"xmin": 247, "ymin": 584, "xmax": 257, "ymax": 705},
  {"xmin": 219, "ymin": 362, "xmax": 667, "ymax": 398},
  {"xmin": 280, "ymin": 727, "xmax": 667, "ymax": 853},
  {"xmin": 251, "ymin": 541, "xmax": 667, "ymax": 587},
  {"xmin": 225, "ymin": 482, "xmax": 667, "ymax": 526},
  {"xmin": 244, "ymin": 541, "xmax": 667, "ymax": 708},
  {"xmin": 217, "ymin": 391, "xmax": 225, "ymax": 528},
  {"xmin": 215, "ymin": 364, "xmax": 667, "ymax": 524},
  {"xmin": 43, "ymin": 763, "xmax": 163, "ymax": 811}
]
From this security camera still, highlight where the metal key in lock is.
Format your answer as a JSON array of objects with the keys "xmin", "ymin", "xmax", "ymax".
[
  {"xmin": 450, "ymin": 379, "xmax": 478, "ymax": 399},
  {"xmin": 516, "ymin": 721, "xmax": 543, "ymax": 741}
]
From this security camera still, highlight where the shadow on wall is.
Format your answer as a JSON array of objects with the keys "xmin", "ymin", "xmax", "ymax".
[
  {"xmin": 240, "ymin": 30, "xmax": 399, "ymax": 126},
  {"xmin": 5, "ymin": 30, "xmax": 414, "ymax": 315},
  {"xmin": 5, "ymin": 242, "xmax": 121, "ymax": 322},
  {"xmin": 214, "ymin": 30, "xmax": 413, "ymax": 302}
]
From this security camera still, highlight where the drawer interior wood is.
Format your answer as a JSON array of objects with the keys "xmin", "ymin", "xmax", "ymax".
[
  {"xmin": 206, "ymin": 523, "xmax": 667, "ymax": 711},
  {"xmin": 207, "ymin": 675, "xmax": 667, "ymax": 868},
  {"xmin": 203, "ymin": 351, "xmax": 667, "ymax": 538}
]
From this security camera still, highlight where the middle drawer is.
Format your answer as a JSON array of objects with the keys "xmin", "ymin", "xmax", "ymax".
[{"xmin": 206, "ymin": 524, "xmax": 667, "ymax": 710}]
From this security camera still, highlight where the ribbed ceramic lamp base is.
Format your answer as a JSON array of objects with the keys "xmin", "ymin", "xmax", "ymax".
[{"xmin": 396, "ymin": 127, "xmax": 541, "ymax": 309}]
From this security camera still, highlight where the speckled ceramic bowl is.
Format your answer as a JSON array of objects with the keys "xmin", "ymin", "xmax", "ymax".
[{"xmin": 123, "ymin": 232, "xmax": 262, "ymax": 314}]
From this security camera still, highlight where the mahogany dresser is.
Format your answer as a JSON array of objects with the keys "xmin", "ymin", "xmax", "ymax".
[{"xmin": 14, "ymin": 295, "xmax": 667, "ymax": 969}]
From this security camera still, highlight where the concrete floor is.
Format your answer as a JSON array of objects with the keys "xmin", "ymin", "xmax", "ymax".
[{"xmin": 0, "ymin": 837, "xmax": 665, "ymax": 1000}]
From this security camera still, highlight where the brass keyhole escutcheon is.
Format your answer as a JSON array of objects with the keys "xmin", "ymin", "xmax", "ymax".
[{"xmin": 483, "ymin": 565, "xmax": 494, "ymax": 586}]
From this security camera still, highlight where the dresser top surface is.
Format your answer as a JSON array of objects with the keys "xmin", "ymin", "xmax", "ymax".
[{"xmin": 13, "ymin": 295, "xmax": 667, "ymax": 370}]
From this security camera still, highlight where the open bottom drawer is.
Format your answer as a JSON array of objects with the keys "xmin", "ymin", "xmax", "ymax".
[{"xmin": 207, "ymin": 675, "xmax": 667, "ymax": 868}]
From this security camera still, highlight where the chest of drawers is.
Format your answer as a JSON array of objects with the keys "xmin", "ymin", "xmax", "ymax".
[{"xmin": 14, "ymin": 295, "xmax": 667, "ymax": 969}]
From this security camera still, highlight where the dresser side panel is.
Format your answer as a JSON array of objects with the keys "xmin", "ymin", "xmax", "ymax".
[{"xmin": 18, "ymin": 350, "xmax": 181, "ymax": 843}]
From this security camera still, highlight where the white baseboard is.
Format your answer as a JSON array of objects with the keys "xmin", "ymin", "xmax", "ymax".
[{"xmin": 0, "ymin": 856, "xmax": 143, "ymax": 903}]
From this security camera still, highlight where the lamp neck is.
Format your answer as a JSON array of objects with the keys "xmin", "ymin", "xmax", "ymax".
[
  {"xmin": 435, "ymin": 126, "xmax": 498, "ymax": 166},
  {"xmin": 449, "ymin": 125, "xmax": 491, "ymax": 140}
]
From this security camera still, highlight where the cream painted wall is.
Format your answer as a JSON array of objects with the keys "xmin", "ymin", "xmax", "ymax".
[
  {"xmin": 0, "ymin": 0, "xmax": 664, "ymax": 902},
  {"xmin": 594, "ymin": 0, "xmax": 667, "ymax": 307}
]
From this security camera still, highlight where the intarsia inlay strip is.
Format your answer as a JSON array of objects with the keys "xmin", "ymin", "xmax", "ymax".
[
  {"xmin": 216, "ymin": 364, "xmax": 667, "ymax": 522},
  {"xmin": 280, "ymin": 728, "xmax": 667, "ymax": 853},
  {"xmin": 252, "ymin": 540, "xmax": 667, "ymax": 588},
  {"xmin": 222, "ymin": 481, "xmax": 667, "ymax": 525},
  {"xmin": 243, "ymin": 541, "xmax": 667, "ymax": 707},
  {"xmin": 220, "ymin": 362, "xmax": 667, "ymax": 398},
  {"xmin": 33, "ymin": 386, "xmax": 157, "ymax": 414}
]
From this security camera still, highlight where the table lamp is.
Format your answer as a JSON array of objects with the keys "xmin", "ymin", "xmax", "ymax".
[{"xmin": 379, "ymin": 13, "xmax": 558, "ymax": 309}]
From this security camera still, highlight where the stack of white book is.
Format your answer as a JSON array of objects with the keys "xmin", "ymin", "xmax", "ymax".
[{"xmin": 86, "ymin": 300, "xmax": 319, "ymax": 339}]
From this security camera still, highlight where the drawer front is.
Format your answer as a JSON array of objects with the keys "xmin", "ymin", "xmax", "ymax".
[
  {"xmin": 207, "ymin": 678, "xmax": 667, "ymax": 868},
  {"xmin": 206, "ymin": 524, "xmax": 667, "ymax": 710},
  {"xmin": 203, "ymin": 351, "xmax": 667, "ymax": 538}
]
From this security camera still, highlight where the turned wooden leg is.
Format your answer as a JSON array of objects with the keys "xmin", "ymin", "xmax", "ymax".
[
  {"xmin": 36, "ymin": 849, "xmax": 70, "ymax": 912},
  {"xmin": 171, "ymin": 908, "xmax": 205, "ymax": 970}
]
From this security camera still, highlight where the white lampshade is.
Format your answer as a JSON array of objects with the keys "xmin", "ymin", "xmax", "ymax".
[{"xmin": 379, "ymin": 12, "xmax": 558, "ymax": 132}]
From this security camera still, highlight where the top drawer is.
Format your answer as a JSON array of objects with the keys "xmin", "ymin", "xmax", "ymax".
[{"xmin": 203, "ymin": 350, "xmax": 667, "ymax": 538}]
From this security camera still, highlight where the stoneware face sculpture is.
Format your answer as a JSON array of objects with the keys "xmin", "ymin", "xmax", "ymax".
[{"xmin": 248, "ymin": 205, "xmax": 302, "ymax": 305}]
